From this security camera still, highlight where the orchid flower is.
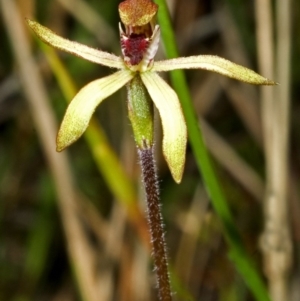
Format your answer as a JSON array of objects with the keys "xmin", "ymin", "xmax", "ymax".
[{"xmin": 27, "ymin": 0, "xmax": 275, "ymax": 184}]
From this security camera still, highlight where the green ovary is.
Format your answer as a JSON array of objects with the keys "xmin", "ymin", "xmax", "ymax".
[{"xmin": 127, "ymin": 75, "xmax": 154, "ymax": 149}]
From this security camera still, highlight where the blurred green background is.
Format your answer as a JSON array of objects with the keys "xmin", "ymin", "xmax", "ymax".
[{"xmin": 0, "ymin": 0, "xmax": 299, "ymax": 300}]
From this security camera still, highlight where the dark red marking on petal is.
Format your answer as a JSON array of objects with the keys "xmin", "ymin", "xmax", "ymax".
[{"xmin": 121, "ymin": 34, "xmax": 149, "ymax": 65}]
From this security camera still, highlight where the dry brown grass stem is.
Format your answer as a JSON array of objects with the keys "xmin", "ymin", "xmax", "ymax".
[
  {"xmin": 201, "ymin": 119, "xmax": 264, "ymax": 201},
  {"xmin": 217, "ymin": 6, "xmax": 263, "ymax": 145},
  {"xmin": 100, "ymin": 203, "xmax": 127, "ymax": 301},
  {"xmin": 131, "ymin": 242, "xmax": 151, "ymax": 300},
  {"xmin": 255, "ymin": 0, "xmax": 292, "ymax": 300},
  {"xmin": 174, "ymin": 185, "xmax": 210, "ymax": 285},
  {"xmin": 191, "ymin": 73, "xmax": 222, "ymax": 116},
  {"xmin": 222, "ymin": 79, "xmax": 262, "ymax": 145},
  {"xmin": 0, "ymin": 1, "xmax": 100, "ymax": 300},
  {"xmin": 189, "ymin": 72, "xmax": 265, "ymax": 200}
]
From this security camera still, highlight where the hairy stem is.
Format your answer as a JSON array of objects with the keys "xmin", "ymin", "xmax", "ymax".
[{"xmin": 138, "ymin": 147, "xmax": 172, "ymax": 301}]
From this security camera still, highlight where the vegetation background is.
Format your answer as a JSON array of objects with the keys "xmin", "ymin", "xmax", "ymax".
[{"xmin": 0, "ymin": 0, "xmax": 299, "ymax": 300}]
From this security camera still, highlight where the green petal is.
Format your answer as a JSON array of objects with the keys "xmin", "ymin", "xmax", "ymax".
[
  {"xmin": 141, "ymin": 72, "xmax": 187, "ymax": 183},
  {"xmin": 27, "ymin": 19, "xmax": 124, "ymax": 69},
  {"xmin": 153, "ymin": 55, "xmax": 277, "ymax": 85},
  {"xmin": 57, "ymin": 70, "xmax": 134, "ymax": 151}
]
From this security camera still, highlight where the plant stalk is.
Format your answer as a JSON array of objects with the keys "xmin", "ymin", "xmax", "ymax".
[
  {"xmin": 138, "ymin": 147, "xmax": 172, "ymax": 301},
  {"xmin": 127, "ymin": 75, "xmax": 172, "ymax": 300}
]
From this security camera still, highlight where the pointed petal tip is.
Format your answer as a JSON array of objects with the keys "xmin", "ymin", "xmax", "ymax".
[
  {"xmin": 55, "ymin": 114, "xmax": 86, "ymax": 153},
  {"xmin": 271, "ymin": 80, "xmax": 279, "ymax": 86},
  {"xmin": 26, "ymin": 19, "xmax": 38, "ymax": 33},
  {"xmin": 26, "ymin": 18, "xmax": 38, "ymax": 30},
  {"xmin": 56, "ymin": 141, "xmax": 66, "ymax": 153},
  {"xmin": 166, "ymin": 151, "xmax": 185, "ymax": 184},
  {"xmin": 172, "ymin": 171, "xmax": 183, "ymax": 184},
  {"xmin": 261, "ymin": 77, "xmax": 278, "ymax": 86},
  {"xmin": 56, "ymin": 131, "xmax": 74, "ymax": 153}
]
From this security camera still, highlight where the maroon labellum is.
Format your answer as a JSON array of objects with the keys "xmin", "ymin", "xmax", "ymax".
[
  {"xmin": 119, "ymin": 23, "xmax": 160, "ymax": 72},
  {"xmin": 121, "ymin": 33, "xmax": 149, "ymax": 66}
]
